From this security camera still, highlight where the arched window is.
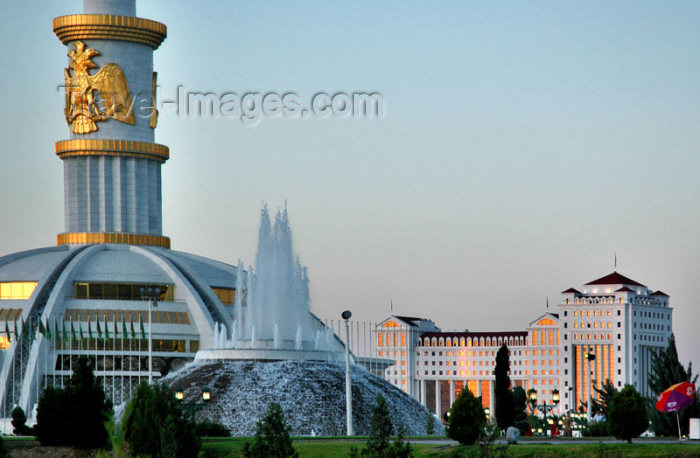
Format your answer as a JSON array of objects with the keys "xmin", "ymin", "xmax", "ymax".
[
  {"xmin": 439, "ymin": 337, "xmax": 444, "ymax": 347},
  {"xmin": 460, "ymin": 337, "xmax": 465, "ymax": 347}
]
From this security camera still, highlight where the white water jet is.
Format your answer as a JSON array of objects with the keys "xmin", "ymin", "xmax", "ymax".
[
  {"xmin": 209, "ymin": 205, "xmax": 345, "ymax": 356},
  {"xmin": 295, "ymin": 326, "xmax": 302, "ymax": 350},
  {"xmin": 273, "ymin": 324, "xmax": 281, "ymax": 349}
]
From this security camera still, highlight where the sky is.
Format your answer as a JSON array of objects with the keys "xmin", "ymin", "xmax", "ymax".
[{"xmin": 1, "ymin": 1, "xmax": 699, "ymax": 368}]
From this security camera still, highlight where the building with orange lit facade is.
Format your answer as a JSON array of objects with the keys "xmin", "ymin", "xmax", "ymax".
[{"xmin": 375, "ymin": 271, "xmax": 672, "ymax": 420}]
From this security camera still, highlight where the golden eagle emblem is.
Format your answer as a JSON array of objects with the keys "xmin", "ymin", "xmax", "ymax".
[{"xmin": 64, "ymin": 41, "xmax": 135, "ymax": 134}]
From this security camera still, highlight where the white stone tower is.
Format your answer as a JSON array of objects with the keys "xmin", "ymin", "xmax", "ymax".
[{"xmin": 53, "ymin": 0, "xmax": 169, "ymax": 248}]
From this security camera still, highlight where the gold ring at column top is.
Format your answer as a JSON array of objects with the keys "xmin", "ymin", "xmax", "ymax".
[
  {"xmin": 55, "ymin": 139, "xmax": 169, "ymax": 162},
  {"xmin": 57, "ymin": 232, "xmax": 171, "ymax": 248},
  {"xmin": 53, "ymin": 15, "xmax": 167, "ymax": 49}
]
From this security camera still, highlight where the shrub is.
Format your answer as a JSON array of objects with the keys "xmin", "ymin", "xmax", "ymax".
[
  {"xmin": 195, "ymin": 421, "xmax": 230, "ymax": 437},
  {"xmin": 608, "ymin": 385, "xmax": 648, "ymax": 443},
  {"xmin": 123, "ymin": 382, "xmax": 200, "ymax": 457},
  {"xmin": 587, "ymin": 421, "xmax": 609, "ymax": 437},
  {"xmin": 11, "ymin": 406, "xmax": 32, "ymax": 436},
  {"xmin": 244, "ymin": 402, "xmax": 297, "ymax": 458},
  {"xmin": 447, "ymin": 387, "xmax": 486, "ymax": 445}
]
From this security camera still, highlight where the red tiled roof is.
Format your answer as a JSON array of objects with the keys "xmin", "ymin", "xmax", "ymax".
[
  {"xmin": 394, "ymin": 315, "xmax": 422, "ymax": 326},
  {"xmin": 651, "ymin": 290, "xmax": 669, "ymax": 297},
  {"xmin": 561, "ymin": 288, "xmax": 581, "ymax": 294},
  {"xmin": 584, "ymin": 272, "xmax": 645, "ymax": 287},
  {"xmin": 615, "ymin": 286, "xmax": 636, "ymax": 293}
]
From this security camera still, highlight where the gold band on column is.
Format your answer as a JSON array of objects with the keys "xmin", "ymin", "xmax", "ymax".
[
  {"xmin": 58, "ymin": 232, "xmax": 171, "ymax": 248},
  {"xmin": 56, "ymin": 139, "xmax": 169, "ymax": 163},
  {"xmin": 53, "ymin": 15, "xmax": 167, "ymax": 49}
]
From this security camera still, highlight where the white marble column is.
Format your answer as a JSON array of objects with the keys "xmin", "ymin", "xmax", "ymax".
[{"xmin": 435, "ymin": 380, "xmax": 441, "ymax": 420}]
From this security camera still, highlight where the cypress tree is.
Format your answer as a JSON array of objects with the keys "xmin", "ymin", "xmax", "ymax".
[{"xmin": 495, "ymin": 344, "xmax": 514, "ymax": 430}]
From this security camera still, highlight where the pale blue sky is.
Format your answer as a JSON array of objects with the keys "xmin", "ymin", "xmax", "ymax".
[{"xmin": 1, "ymin": 1, "xmax": 699, "ymax": 367}]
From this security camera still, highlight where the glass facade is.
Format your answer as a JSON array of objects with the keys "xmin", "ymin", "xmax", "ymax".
[{"xmin": 73, "ymin": 282, "xmax": 174, "ymax": 301}]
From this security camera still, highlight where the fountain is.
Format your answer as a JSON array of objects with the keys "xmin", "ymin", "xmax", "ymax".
[
  {"xmin": 164, "ymin": 205, "xmax": 443, "ymax": 436},
  {"xmin": 198, "ymin": 205, "xmax": 347, "ymax": 362}
]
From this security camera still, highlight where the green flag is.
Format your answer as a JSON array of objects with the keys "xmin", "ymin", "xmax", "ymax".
[
  {"xmin": 79, "ymin": 324, "xmax": 85, "ymax": 342},
  {"xmin": 70, "ymin": 319, "xmax": 76, "ymax": 342},
  {"xmin": 113, "ymin": 316, "xmax": 118, "ymax": 340},
  {"xmin": 62, "ymin": 320, "xmax": 68, "ymax": 343},
  {"xmin": 13, "ymin": 319, "xmax": 18, "ymax": 342},
  {"xmin": 44, "ymin": 319, "xmax": 51, "ymax": 340},
  {"xmin": 96, "ymin": 319, "xmax": 102, "ymax": 339},
  {"xmin": 130, "ymin": 317, "xmax": 136, "ymax": 340},
  {"xmin": 139, "ymin": 316, "xmax": 146, "ymax": 340},
  {"xmin": 88, "ymin": 321, "xmax": 93, "ymax": 341},
  {"xmin": 104, "ymin": 316, "xmax": 110, "ymax": 342},
  {"xmin": 5, "ymin": 319, "xmax": 10, "ymax": 344},
  {"xmin": 38, "ymin": 319, "xmax": 45, "ymax": 337},
  {"xmin": 53, "ymin": 318, "xmax": 59, "ymax": 343},
  {"xmin": 122, "ymin": 316, "xmax": 128, "ymax": 339}
]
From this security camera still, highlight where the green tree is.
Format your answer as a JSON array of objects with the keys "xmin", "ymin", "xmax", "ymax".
[
  {"xmin": 35, "ymin": 387, "xmax": 68, "ymax": 444},
  {"xmin": 123, "ymin": 382, "xmax": 200, "ymax": 457},
  {"xmin": 494, "ymin": 344, "xmax": 514, "ymax": 430},
  {"xmin": 647, "ymin": 334, "xmax": 700, "ymax": 436},
  {"xmin": 512, "ymin": 386, "xmax": 529, "ymax": 435},
  {"xmin": 364, "ymin": 394, "xmax": 393, "ymax": 456},
  {"xmin": 66, "ymin": 356, "xmax": 112, "ymax": 449},
  {"xmin": 11, "ymin": 406, "xmax": 32, "ymax": 436},
  {"xmin": 447, "ymin": 387, "xmax": 486, "ymax": 445},
  {"xmin": 244, "ymin": 403, "xmax": 297, "ymax": 458},
  {"xmin": 35, "ymin": 357, "xmax": 111, "ymax": 449},
  {"xmin": 591, "ymin": 379, "xmax": 616, "ymax": 418},
  {"xmin": 360, "ymin": 394, "xmax": 411, "ymax": 458},
  {"xmin": 608, "ymin": 385, "xmax": 648, "ymax": 444},
  {"xmin": 425, "ymin": 412, "xmax": 435, "ymax": 436}
]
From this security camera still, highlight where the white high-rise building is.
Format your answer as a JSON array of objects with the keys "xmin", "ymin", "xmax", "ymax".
[{"xmin": 375, "ymin": 271, "xmax": 673, "ymax": 420}]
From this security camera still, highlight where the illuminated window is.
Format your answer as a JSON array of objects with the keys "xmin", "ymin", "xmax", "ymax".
[
  {"xmin": 211, "ymin": 287, "xmax": 235, "ymax": 305},
  {"xmin": 0, "ymin": 282, "xmax": 38, "ymax": 300},
  {"xmin": 378, "ymin": 333, "xmax": 383, "ymax": 347}
]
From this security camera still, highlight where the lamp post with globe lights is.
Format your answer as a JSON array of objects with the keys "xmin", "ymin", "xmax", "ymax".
[
  {"xmin": 342, "ymin": 310, "xmax": 353, "ymax": 436},
  {"xmin": 140, "ymin": 287, "xmax": 160, "ymax": 384}
]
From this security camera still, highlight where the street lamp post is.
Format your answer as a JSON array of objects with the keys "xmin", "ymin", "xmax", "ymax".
[
  {"xmin": 529, "ymin": 389, "xmax": 560, "ymax": 436},
  {"xmin": 342, "ymin": 310, "xmax": 353, "ymax": 436},
  {"xmin": 584, "ymin": 350, "xmax": 596, "ymax": 422},
  {"xmin": 140, "ymin": 287, "xmax": 160, "ymax": 384}
]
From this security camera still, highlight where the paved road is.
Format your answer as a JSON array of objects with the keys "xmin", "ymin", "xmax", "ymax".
[{"xmin": 409, "ymin": 438, "xmax": 700, "ymax": 446}]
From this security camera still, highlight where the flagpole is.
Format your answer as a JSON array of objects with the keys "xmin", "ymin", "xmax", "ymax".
[{"xmin": 112, "ymin": 317, "xmax": 115, "ymax": 404}]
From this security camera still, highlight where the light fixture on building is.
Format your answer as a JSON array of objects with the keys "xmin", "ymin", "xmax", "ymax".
[
  {"xmin": 175, "ymin": 390, "xmax": 184, "ymax": 401},
  {"xmin": 202, "ymin": 388, "xmax": 211, "ymax": 402}
]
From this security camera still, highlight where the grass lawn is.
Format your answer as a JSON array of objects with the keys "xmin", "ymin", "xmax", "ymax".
[{"xmin": 200, "ymin": 437, "xmax": 700, "ymax": 457}]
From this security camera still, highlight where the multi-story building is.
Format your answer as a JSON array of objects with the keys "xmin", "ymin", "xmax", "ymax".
[
  {"xmin": 375, "ymin": 271, "xmax": 672, "ymax": 420},
  {"xmin": 558, "ymin": 272, "xmax": 671, "ymax": 412}
]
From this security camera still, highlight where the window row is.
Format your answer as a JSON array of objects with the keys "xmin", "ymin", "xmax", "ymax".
[
  {"xmin": 74, "ymin": 282, "xmax": 175, "ymax": 302},
  {"xmin": 63, "ymin": 308, "xmax": 191, "ymax": 325}
]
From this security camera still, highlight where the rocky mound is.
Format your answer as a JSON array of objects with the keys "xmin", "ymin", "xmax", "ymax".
[{"xmin": 163, "ymin": 360, "xmax": 444, "ymax": 437}]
